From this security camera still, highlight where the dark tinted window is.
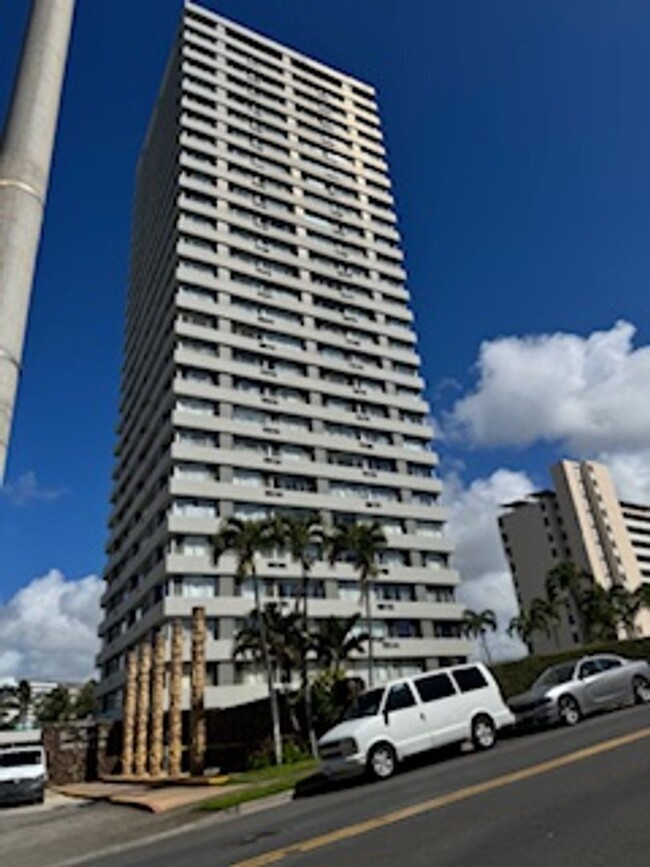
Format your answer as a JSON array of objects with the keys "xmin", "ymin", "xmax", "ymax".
[
  {"xmin": 597, "ymin": 657, "xmax": 622, "ymax": 671},
  {"xmin": 343, "ymin": 687, "xmax": 385, "ymax": 720},
  {"xmin": 579, "ymin": 660, "xmax": 601, "ymax": 679},
  {"xmin": 385, "ymin": 682, "xmax": 416, "ymax": 712},
  {"xmin": 453, "ymin": 666, "xmax": 488, "ymax": 693},
  {"xmin": 414, "ymin": 672, "xmax": 456, "ymax": 703},
  {"xmin": 0, "ymin": 750, "xmax": 42, "ymax": 768}
]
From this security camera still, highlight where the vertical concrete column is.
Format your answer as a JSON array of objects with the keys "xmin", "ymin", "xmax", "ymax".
[
  {"xmin": 189, "ymin": 606, "xmax": 207, "ymax": 777},
  {"xmin": 120, "ymin": 647, "xmax": 138, "ymax": 776},
  {"xmin": 0, "ymin": 0, "xmax": 76, "ymax": 482},
  {"xmin": 149, "ymin": 629, "xmax": 166, "ymax": 778},
  {"xmin": 168, "ymin": 619, "xmax": 183, "ymax": 777},
  {"xmin": 134, "ymin": 641, "xmax": 151, "ymax": 777}
]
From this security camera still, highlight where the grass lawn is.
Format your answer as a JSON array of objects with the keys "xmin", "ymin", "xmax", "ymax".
[{"xmin": 199, "ymin": 759, "xmax": 319, "ymax": 812}]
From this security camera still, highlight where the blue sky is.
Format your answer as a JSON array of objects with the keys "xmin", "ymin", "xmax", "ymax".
[{"xmin": 2, "ymin": 0, "xmax": 650, "ymax": 675}]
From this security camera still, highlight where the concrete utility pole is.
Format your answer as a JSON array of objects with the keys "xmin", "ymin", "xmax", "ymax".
[{"xmin": 0, "ymin": 0, "xmax": 76, "ymax": 483}]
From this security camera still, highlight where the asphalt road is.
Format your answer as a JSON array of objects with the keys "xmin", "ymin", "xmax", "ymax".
[
  {"xmin": 0, "ymin": 794, "xmax": 204, "ymax": 867},
  {"xmin": 53, "ymin": 703, "xmax": 649, "ymax": 867}
]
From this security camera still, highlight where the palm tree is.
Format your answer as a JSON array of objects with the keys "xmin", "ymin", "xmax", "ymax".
[
  {"xmin": 271, "ymin": 514, "xmax": 323, "ymax": 756},
  {"xmin": 234, "ymin": 605, "xmax": 303, "ymax": 684},
  {"xmin": 461, "ymin": 609, "xmax": 497, "ymax": 665},
  {"xmin": 635, "ymin": 582, "xmax": 650, "ymax": 613},
  {"xmin": 35, "ymin": 686, "xmax": 72, "ymax": 723},
  {"xmin": 213, "ymin": 517, "xmax": 283, "ymax": 764},
  {"xmin": 16, "ymin": 679, "xmax": 31, "ymax": 728},
  {"xmin": 234, "ymin": 604, "xmax": 304, "ymax": 736},
  {"xmin": 327, "ymin": 520, "xmax": 386, "ymax": 687},
  {"xmin": 531, "ymin": 596, "xmax": 563, "ymax": 649},
  {"xmin": 607, "ymin": 584, "xmax": 641, "ymax": 639},
  {"xmin": 546, "ymin": 562, "xmax": 590, "ymax": 634},
  {"xmin": 579, "ymin": 583, "xmax": 617, "ymax": 643},
  {"xmin": 507, "ymin": 600, "xmax": 553, "ymax": 651},
  {"xmin": 315, "ymin": 614, "xmax": 369, "ymax": 673}
]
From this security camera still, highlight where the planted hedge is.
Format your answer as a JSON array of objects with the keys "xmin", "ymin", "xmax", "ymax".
[{"xmin": 491, "ymin": 637, "xmax": 650, "ymax": 699}]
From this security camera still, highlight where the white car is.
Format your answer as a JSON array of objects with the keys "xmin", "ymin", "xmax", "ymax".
[
  {"xmin": 0, "ymin": 730, "xmax": 46, "ymax": 806},
  {"xmin": 318, "ymin": 663, "xmax": 514, "ymax": 781}
]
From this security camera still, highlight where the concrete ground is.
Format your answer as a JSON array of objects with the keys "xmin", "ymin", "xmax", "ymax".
[
  {"xmin": 53, "ymin": 780, "xmax": 242, "ymax": 813},
  {"xmin": 0, "ymin": 794, "xmax": 213, "ymax": 867},
  {"xmin": 0, "ymin": 789, "xmax": 85, "ymax": 817}
]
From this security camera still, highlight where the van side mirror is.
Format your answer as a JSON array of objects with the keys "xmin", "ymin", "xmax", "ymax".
[{"xmin": 383, "ymin": 709, "xmax": 390, "ymax": 726}]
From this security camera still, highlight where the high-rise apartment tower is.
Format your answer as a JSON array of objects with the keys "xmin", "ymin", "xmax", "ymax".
[
  {"xmin": 500, "ymin": 460, "xmax": 650, "ymax": 654},
  {"xmin": 97, "ymin": 1, "xmax": 468, "ymax": 714}
]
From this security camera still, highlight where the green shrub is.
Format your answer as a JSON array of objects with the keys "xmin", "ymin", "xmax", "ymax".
[
  {"xmin": 492, "ymin": 637, "xmax": 650, "ymax": 699},
  {"xmin": 246, "ymin": 736, "xmax": 311, "ymax": 770}
]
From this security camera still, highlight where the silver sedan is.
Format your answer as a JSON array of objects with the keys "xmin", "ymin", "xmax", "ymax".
[{"xmin": 508, "ymin": 654, "xmax": 650, "ymax": 727}]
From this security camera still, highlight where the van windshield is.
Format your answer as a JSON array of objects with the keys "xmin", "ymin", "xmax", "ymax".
[
  {"xmin": 343, "ymin": 688, "xmax": 385, "ymax": 720},
  {"xmin": 0, "ymin": 750, "xmax": 43, "ymax": 768}
]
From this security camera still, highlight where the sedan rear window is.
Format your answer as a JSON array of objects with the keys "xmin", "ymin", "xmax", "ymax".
[{"xmin": 453, "ymin": 666, "xmax": 488, "ymax": 693}]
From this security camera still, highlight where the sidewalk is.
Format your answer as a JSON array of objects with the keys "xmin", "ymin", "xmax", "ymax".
[{"xmin": 53, "ymin": 779, "xmax": 243, "ymax": 814}]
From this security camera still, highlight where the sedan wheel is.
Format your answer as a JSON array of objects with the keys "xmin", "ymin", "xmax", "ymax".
[
  {"xmin": 632, "ymin": 675, "xmax": 650, "ymax": 705},
  {"xmin": 368, "ymin": 743, "xmax": 396, "ymax": 780},
  {"xmin": 558, "ymin": 694, "xmax": 581, "ymax": 726}
]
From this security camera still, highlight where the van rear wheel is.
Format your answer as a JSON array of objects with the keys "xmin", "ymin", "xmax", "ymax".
[
  {"xmin": 471, "ymin": 714, "xmax": 496, "ymax": 750},
  {"xmin": 367, "ymin": 742, "xmax": 397, "ymax": 780}
]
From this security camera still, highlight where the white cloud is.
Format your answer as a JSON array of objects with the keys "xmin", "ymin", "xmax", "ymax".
[
  {"xmin": 446, "ymin": 320, "xmax": 650, "ymax": 455},
  {"xmin": 0, "ymin": 570, "xmax": 102, "ymax": 682},
  {"xmin": 596, "ymin": 448, "xmax": 650, "ymax": 505},
  {"xmin": 1, "ymin": 471, "xmax": 66, "ymax": 506},
  {"xmin": 443, "ymin": 469, "xmax": 533, "ymax": 663}
]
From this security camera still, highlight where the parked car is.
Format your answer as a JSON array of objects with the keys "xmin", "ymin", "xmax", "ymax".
[
  {"xmin": 318, "ymin": 663, "xmax": 514, "ymax": 781},
  {"xmin": 0, "ymin": 730, "xmax": 46, "ymax": 806},
  {"xmin": 508, "ymin": 654, "xmax": 650, "ymax": 728}
]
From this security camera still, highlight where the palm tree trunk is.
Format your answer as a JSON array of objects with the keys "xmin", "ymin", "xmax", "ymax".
[
  {"xmin": 480, "ymin": 633, "xmax": 493, "ymax": 667},
  {"xmin": 365, "ymin": 584, "xmax": 374, "ymax": 688},
  {"xmin": 300, "ymin": 570, "xmax": 318, "ymax": 757},
  {"xmin": 553, "ymin": 626, "xmax": 560, "ymax": 650},
  {"xmin": 253, "ymin": 567, "xmax": 283, "ymax": 765}
]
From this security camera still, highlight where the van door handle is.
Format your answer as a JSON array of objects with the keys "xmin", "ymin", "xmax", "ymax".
[{"xmin": 420, "ymin": 712, "xmax": 425, "ymax": 721}]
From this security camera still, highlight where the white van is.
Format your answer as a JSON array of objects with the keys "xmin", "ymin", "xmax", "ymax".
[
  {"xmin": 318, "ymin": 663, "xmax": 514, "ymax": 780},
  {"xmin": 0, "ymin": 730, "xmax": 47, "ymax": 806}
]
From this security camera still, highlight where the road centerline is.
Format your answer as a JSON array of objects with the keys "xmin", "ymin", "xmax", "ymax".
[{"xmin": 233, "ymin": 726, "xmax": 650, "ymax": 867}]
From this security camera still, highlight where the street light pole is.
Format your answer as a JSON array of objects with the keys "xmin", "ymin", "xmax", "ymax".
[{"xmin": 0, "ymin": 0, "xmax": 76, "ymax": 483}]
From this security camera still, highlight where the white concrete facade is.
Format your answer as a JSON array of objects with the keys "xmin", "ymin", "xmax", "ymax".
[
  {"xmin": 500, "ymin": 459, "xmax": 650, "ymax": 654},
  {"xmin": 96, "ymin": 2, "xmax": 468, "ymax": 714}
]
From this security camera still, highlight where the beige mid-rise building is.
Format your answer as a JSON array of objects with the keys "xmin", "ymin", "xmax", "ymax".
[
  {"xmin": 96, "ymin": 2, "xmax": 468, "ymax": 715},
  {"xmin": 499, "ymin": 460, "xmax": 650, "ymax": 654}
]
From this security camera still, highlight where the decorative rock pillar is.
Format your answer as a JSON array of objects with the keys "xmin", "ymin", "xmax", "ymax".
[
  {"xmin": 121, "ymin": 647, "xmax": 138, "ymax": 776},
  {"xmin": 168, "ymin": 619, "xmax": 183, "ymax": 777},
  {"xmin": 134, "ymin": 640, "xmax": 151, "ymax": 778},
  {"xmin": 189, "ymin": 606, "xmax": 207, "ymax": 777},
  {"xmin": 149, "ymin": 629, "xmax": 166, "ymax": 777}
]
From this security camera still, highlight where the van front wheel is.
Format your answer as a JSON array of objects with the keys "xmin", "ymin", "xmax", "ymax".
[
  {"xmin": 471, "ymin": 714, "xmax": 496, "ymax": 750},
  {"xmin": 367, "ymin": 742, "xmax": 397, "ymax": 780}
]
